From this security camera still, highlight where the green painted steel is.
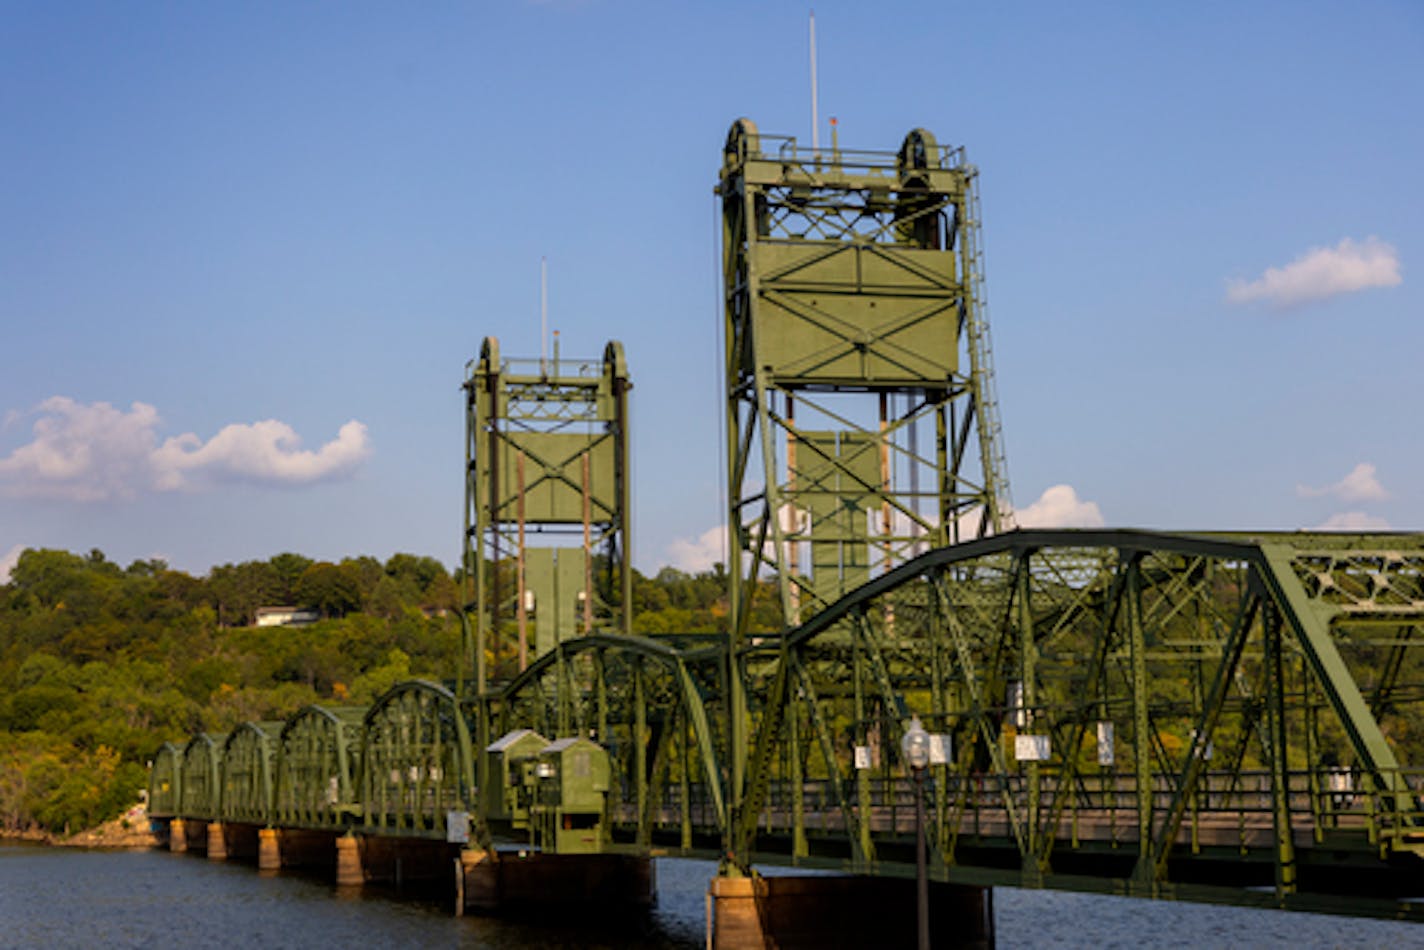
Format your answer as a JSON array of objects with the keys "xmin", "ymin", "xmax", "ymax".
[
  {"xmin": 273, "ymin": 704, "xmax": 366, "ymax": 829},
  {"xmin": 146, "ymin": 120, "xmax": 1424, "ymax": 926},
  {"xmin": 361, "ymin": 679, "xmax": 477, "ymax": 840},
  {"xmin": 717, "ymin": 119, "xmax": 1013, "ymax": 638},
  {"xmin": 220, "ymin": 721, "xmax": 284, "ymax": 825},
  {"xmin": 462, "ymin": 336, "xmax": 634, "ymax": 695},
  {"xmin": 723, "ymin": 529, "xmax": 1424, "ymax": 917},
  {"xmin": 530, "ymin": 736, "xmax": 612, "ymax": 853},
  {"xmin": 485, "ymin": 632, "xmax": 729, "ymax": 850},
  {"xmin": 178, "ymin": 733, "xmax": 226, "ymax": 821},
  {"xmin": 147, "ymin": 742, "xmax": 183, "ymax": 819},
  {"xmin": 717, "ymin": 122, "xmax": 1015, "ymax": 864},
  {"xmin": 482, "ymin": 728, "xmax": 548, "ymax": 828}
]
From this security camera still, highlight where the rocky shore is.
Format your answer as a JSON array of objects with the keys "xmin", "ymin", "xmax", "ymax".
[{"xmin": 1, "ymin": 803, "xmax": 157, "ymax": 850}]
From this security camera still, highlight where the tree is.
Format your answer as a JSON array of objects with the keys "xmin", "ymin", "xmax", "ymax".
[
  {"xmin": 295, "ymin": 562, "xmax": 362, "ymax": 619},
  {"xmin": 269, "ymin": 552, "xmax": 314, "ymax": 603}
]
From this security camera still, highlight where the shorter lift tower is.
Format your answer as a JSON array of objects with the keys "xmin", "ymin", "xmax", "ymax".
[
  {"xmin": 462, "ymin": 337, "xmax": 633, "ymax": 694},
  {"xmin": 718, "ymin": 119, "xmax": 1013, "ymax": 639}
]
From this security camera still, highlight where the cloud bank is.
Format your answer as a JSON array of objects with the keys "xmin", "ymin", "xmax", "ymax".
[
  {"xmin": 1226, "ymin": 237, "xmax": 1401, "ymax": 309},
  {"xmin": 1316, "ymin": 511, "xmax": 1391, "ymax": 532},
  {"xmin": 666, "ymin": 524, "xmax": 728, "ymax": 574},
  {"xmin": 0, "ymin": 397, "xmax": 370, "ymax": 502},
  {"xmin": 1012, "ymin": 484, "xmax": 1105, "ymax": 528},
  {"xmin": 664, "ymin": 483, "xmax": 1105, "ymax": 572},
  {"xmin": 1297, "ymin": 462, "xmax": 1388, "ymax": 503}
]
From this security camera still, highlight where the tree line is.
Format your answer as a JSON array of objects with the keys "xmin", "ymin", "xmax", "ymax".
[{"xmin": 0, "ymin": 547, "xmax": 737, "ymax": 834}]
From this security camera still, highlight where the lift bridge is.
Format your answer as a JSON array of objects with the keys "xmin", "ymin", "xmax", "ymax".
[{"xmin": 149, "ymin": 121, "xmax": 1424, "ymax": 945}]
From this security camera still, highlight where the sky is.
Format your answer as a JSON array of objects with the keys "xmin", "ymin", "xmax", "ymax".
[{"xmin": 1, "ymin": 1, "xmax": 1420, "ymax": 582}]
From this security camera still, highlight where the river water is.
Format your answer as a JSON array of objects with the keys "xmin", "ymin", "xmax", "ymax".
[{"xmin": 0, "ymin": 842, "xmax": 1419, "ymax": 948}]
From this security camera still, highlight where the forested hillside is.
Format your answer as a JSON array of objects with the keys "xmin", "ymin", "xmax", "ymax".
[{"xmin": 0, "ymin": 547, "xmax": 738, "ymax": 834}]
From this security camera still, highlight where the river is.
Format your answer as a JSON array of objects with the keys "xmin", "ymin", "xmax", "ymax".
[{"xmin": 0, "ymin": 842, "xmax": 1419, "ymax": 948}]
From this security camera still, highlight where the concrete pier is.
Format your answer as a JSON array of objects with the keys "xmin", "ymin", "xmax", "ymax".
[
  {"xmin": 168, "ymin": 818, "xmax": 187, "ymax": 854},
  {"xmin": 707, "ymin": 874, "xmax": 994, "ymax": 949},
  {"xmin": 205, "ymin": 822, "xmax": 227, "ymax": 861},
  {"xmin": 335, "ymin": 834, "xmax": 364, "ymax": 887},
  {"xmin": 258, "ymin": 828, "xmax": 281, "ymax": 871}
]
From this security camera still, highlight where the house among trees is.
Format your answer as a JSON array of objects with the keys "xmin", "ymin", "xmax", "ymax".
[{"xmin": 254, "ymin": 606, "xmax": 321, "ymax": 628}]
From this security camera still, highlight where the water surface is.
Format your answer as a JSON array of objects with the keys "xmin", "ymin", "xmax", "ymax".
[{"xmin": 1, "ymin": 843, "xmax": 1417, "ymax": 948}]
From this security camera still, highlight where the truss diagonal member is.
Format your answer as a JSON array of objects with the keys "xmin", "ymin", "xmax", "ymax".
[
  {"xmin": 1257, "ymin": 544, "xmax": 1415, "ymax": 821},
  {"xmin": 1141, "ymin": 586, "xmax": 1261, "ymax": 885},
  {"xmin": 785, "ymin": 655, "xmax": 867, "ymax": 866}
]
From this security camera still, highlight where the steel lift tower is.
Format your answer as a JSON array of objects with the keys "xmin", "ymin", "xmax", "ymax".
[
  {"xmin": 718, "ymin": 119, "xmax": 1013, "ymax": 639},
  {"xmin": 462, "ymin": 337, "xmax": 633, "ymax": 695}
]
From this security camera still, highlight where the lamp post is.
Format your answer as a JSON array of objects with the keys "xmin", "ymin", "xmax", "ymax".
[{"xmin": 901, "ymin": 715, "xmax": 931, "ymax": 950}]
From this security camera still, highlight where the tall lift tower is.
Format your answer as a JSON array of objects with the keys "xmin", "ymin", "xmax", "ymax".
[
  {"xmin": 718, "ymin": 119, "xmax": 1013, "ymax": 638},
  {"xmin": 462, "ymin": 337, "xmax": 633, "ymax": 694}
]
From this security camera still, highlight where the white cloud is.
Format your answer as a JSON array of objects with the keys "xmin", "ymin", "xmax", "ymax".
[
  {"xmin": 1316, "ymin": 511, "xmax": 1392, "ymax": 532},
  {"xmin": 0, "ymin": 397, "xmax": 371, "ymax": 502},
  {"xmin": 1226, "ymin": 237, "xmax": 1401, "ymax": 309},
  {"xmin": 153, "ymin": 419, "xmax": 370, "ymax": 491},
  {"xmin": 1297, "ymin": 462, "xmax": 1388, "ymax": 503},
  {"xmin": 0, "ymin": 543, "xmax": 24, "ymax": 585},
  {"xmin": 666, "ymin": 525, "xmax": 728, "ymax": 573},
  {"xmin": 666, "ymin": 484, "xmax": 1104, "ymax": 573},
  {"xmin": 1012, "ymin": 484, "xmax": 1105, "ymax": 528}
]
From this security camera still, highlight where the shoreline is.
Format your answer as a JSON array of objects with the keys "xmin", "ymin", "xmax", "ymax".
[{"xmin": 1, "ymin": 802, "xmax": 158, "ymax": 851}]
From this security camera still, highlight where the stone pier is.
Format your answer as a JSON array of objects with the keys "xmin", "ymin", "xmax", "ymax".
[
  {"xmin": 258, "ymin": 828, "xmax": 281, "ymax": 871},
  {"xmin": 335, "ymin": 834, "xmax": 364, "ymax": 887},
  {"xmin": 205, "ymin": 822, "xmax": 227, "ymax": 861},
  {"xmin": 168, "ymin": 818, "xmax": 188, "ymax": 854}
]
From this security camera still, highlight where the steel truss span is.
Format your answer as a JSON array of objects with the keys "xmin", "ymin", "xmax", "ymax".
[
  {"xmin": 722, "ymin": 529, "xmax": 1424, "ymax": 917},
  {"xmin": 151, "ymin": 529, "xmax": 1424, "ymax": 919}
]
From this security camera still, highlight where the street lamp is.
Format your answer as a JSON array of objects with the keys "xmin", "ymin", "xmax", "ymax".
[{"xmin": 901, "ymin": 715, "xmax": 931, "ymax": 950}]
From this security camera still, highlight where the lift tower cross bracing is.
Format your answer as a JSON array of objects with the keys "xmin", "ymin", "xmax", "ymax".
[
  {"xmin": 718, "ymin": 119, "xmax": 1013, "ymax": 641},
  {"xmin": 462, "ymin": 336, "xmax": 633, "ymax": 698}
]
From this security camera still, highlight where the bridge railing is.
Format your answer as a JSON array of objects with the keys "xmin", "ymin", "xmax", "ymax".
[{"xmin": 736, "ymin": 766, "xmax": 1424, "ymax": 855}]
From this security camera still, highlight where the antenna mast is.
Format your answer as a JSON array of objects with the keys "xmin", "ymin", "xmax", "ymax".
[
  {"xmin": 809, "ymin": 11, "xmax": 820, "ymax": 151},
  {"xmin": 540, "ymin": 257, "xmax": 549, "ymax": 375}
]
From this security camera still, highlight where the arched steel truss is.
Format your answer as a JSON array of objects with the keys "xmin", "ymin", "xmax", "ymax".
[
  {"xmin": 484, "ymin": 633, "xmax": 728, "ymax": 848},
  {"xmin": 150, "ymin": 529, "xmax": 1424, "ymax": 914},
  {"xmin": 274, "ymin": 704, "xmax": 365, "ymax": 830},
  {"xmin": 729, "ymin": 529, "xmax": 1424, "ymax": 906},
  {"xmin": 147, "ymin": 742, "xmax": 183, "ymax": 819},
  {"xmin": 220, "ymin": 721, "xmax": 283, "ymax": 826},
  {"xmin": 361, "ymin": 679, "xmax": 476, "ymax": 839},
  {"xmin": 178, "ymin": 733, "xmax": 226, "ymax": 821}
]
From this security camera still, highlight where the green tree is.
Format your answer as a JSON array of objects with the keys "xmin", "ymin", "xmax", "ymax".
[{"xmin": 296, "ymin": 562, "xmax": 362, "ymax": 619}]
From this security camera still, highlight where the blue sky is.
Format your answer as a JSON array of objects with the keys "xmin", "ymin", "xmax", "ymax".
[{"xmin": 1, "ymin": 1, "xmax": 1420, "ymax": 580}]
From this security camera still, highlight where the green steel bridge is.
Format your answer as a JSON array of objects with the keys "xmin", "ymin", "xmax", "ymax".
[{"xmin": 150, "ymin": 122, "xmax": 1424, "ymax": 937}]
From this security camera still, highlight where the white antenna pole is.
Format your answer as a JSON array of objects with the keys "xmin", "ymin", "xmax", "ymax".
[
  {"xmin": 809, "ymin": 11, "xmax": 820, "ymax": 152},
  {"xmin": 540, "ymin": 256, "xmax": 549, "ymax": 374}
]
